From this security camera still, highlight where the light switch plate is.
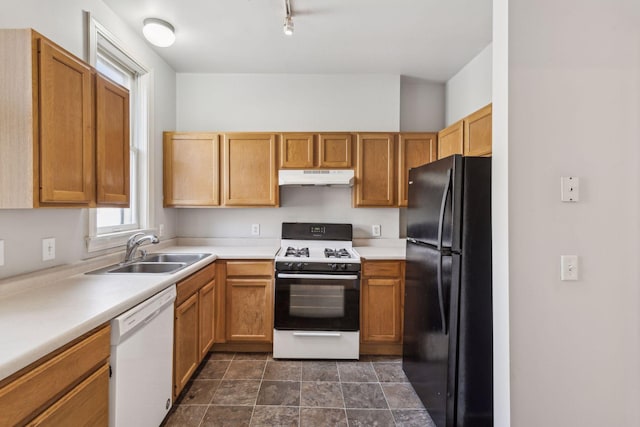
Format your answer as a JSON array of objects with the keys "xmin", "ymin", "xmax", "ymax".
[
  {"xmin": 561, "ymin": 176, "xmax": 580, "ymax": 202},
  {"xmin": 561, "ymin": 255, "xmax": 579, "ymax": 281},
  {"xmin": 0, "ymin": 240, "xmax": 4, "ymax": 266},
  {"xmin": 42, "ymin": 238, "xmax": 55, "ymax": 261}
]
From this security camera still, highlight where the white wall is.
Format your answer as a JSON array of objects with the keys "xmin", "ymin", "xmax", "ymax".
[
  {"xmin": 400, "ymin": 76, "xmax": 445, "ymax": 131},
  {"xmin": 494, "ymin": 0, "xmax": 640, "ymax": 425},
  {"xmin": 0, "ymin": 0, "xmax": 177, "ymax": 280},
  {"xmin": 176, "ymin": 73, "xmax": 443, "ymax": 240},
  {"xmin": 445, "ymin": 43, "xmax": 493, "ymax": 125}
]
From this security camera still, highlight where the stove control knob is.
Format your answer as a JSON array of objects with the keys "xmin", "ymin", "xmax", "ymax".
[
  {"xmin": 340, "ymin": 264, "xmax": 348, "ymax": 271},
  {"xmin": 284, "ymin": 262, "xmax": 293, "ymax": 269},
  {"xmin": 330, "ymin": 263, "xmax": 338, "ymax": 271},
  {"xmin": 295, "ymin": 263, "xmax": 303, "ymax": 270}
]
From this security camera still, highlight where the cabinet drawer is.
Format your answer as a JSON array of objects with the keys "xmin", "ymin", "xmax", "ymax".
[
  {"xmin": 362, "ymin": 261, "xmax": 402, "ymax": 278},
  {"xmin": 0, "ymin": 325, "xmax": 110, "ymax": 427},
  {"xmin": 176, "ymin": 262, "xmax": 216, "ymax": 305},
  {"xmin": 27, "ymin": 363, "xmax": 109, "ymax": 427},
  {"xmin": 226, "ymin": 260, "xmax": 273, "ymax": 277}
]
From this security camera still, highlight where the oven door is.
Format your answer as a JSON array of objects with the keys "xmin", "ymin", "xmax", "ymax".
[{"xmin": 274, "ymin": 272, "xmax": 360, "ymax": 331}]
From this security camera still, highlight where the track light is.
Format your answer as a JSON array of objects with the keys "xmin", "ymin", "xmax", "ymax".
[
  {"xmin": 143, "ymin": 18, "xmax": 176, "ymax": 47},
  {"xmin": 283, "ymin": 0, "xmax": 294, "ymax": 36},
  {"xmin": 283, "ymin": 16, "xmax": 294, "ymax": 36}
]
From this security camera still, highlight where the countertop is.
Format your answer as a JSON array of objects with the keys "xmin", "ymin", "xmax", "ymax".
[
  {"xmin": 0, "ymin": 244, "xmax": 279, "ymax": 381},
  {"xmin": 353, "ymin": 246, "xmax": 405, "ymax": 260}
]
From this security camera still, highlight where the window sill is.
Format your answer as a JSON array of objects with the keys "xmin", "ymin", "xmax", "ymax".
[{"xmin": 86, "ymin": 228, "xmax": 157, "ymax": 253}]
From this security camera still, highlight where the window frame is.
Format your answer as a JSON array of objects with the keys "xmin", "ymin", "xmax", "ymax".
[{"xmin": 85, "ymin": 13, "xmax": 156, "ymax": 253}]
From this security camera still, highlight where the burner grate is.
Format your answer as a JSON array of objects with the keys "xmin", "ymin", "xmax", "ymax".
[
  {"xmin": 324, "ymin": 248, "xmax": 352, "ymax": 259},
  {"xmin": 285, "ymin": 247, "xmax": 309, "ymax": 258}
]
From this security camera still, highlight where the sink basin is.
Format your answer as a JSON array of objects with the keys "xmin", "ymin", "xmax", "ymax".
[
  {"xmin": 142, "ymin": 253, "xmax": 211, "ymax": 264},
  {"xmin": 106, "ymin": 262, "xmax": 186, "ymax": 274},
  {"xmin": 86, "ymin": 252, "xmax": 212, "ymax": 275}
]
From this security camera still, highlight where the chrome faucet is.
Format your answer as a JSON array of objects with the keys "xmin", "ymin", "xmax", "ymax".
[{"xmin": 123, "ymin": 232, "xmax": 159, "ymax": 263}]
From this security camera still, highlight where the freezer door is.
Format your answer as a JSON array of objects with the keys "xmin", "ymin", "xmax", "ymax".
[
  {"xmin": 402, "ymin": 241, "xmax": 454, "ymax": 427},
  {"xmin": 406, "ymin": 155, "xmax": 463, "ymax": 250}
]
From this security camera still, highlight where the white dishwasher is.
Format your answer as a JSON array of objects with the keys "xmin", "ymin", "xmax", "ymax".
[{"xmin": 109, "ymin": 285, "xmax": 176, "ymax": 427}]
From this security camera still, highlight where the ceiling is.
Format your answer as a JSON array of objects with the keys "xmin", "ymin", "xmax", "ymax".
[{"xmin": 103, "ymin": 0, "xmax": 492, "ymax": 82}]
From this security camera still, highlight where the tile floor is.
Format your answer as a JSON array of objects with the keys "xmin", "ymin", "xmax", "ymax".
[{"xmin": 161, "ymin": 352, "xmax": 436, "ymax": 427}]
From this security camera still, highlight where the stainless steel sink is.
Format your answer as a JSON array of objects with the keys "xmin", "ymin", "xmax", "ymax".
[
  {"xmin": 141, "ymin": 253, "xmax": 211, "ymax": 264},
  {"xmin": 86, "ymin": 252, "xmax": 212, "ymax": 275},
  {"xmin": 107, "ymin": 262, "xmax": 186, "ymax": 274}
]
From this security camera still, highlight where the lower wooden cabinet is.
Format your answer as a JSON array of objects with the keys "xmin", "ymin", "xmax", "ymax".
[
  {"xmin": 360, "ymin": 260, "xmax": 405, "ymax": 355},
  {"xmin": 0, "ymin": 325, "xmax": 110, "ymax": 426},
  {"xmin": 224, "ymin": 261, "xmax": 274, "ymax": 343},
  {"xmin": 174, "ymin": 263, "xmax": 216, "ymax": 398}
]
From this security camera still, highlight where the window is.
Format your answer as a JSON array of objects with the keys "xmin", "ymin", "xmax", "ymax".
[{"xmin": 86, "ymin": 14, "xmax": 154, "ymax": 252}]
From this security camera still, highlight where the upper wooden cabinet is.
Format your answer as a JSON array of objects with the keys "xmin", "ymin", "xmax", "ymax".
[
  {"xmin": 438, "ymin": 120, "xmax": 464, "ymax": 160},
  {"xmin": 280, "ymin": 133, "xmax": 314, "ymax": 168},
  {"xmin": 318, "ymin": 133, "xmax": 352, "ymax": 168},
  {"xmin": 223, "ymin": 133, "xmax": 278, "ymax": 206},
  {"xmin": 464, "ymin": 104, "xmax": 492, "ymax": 156},
  {"xmin": 438, "ymin": 103, "xmax": 493, "ymax": 159},
  {"xmin": 279, "ymin": 133, "xmax": 352, "ymax": 169},
  {"xmin": 398, "ymin": 133, "xmax": 437, "ymax": 207},
  {"xmin": 354, "ymin": 133, "xmax": 396, "ymax": 207},
  {"xmin": 0, "ymin": 29, "xmax": 129, "ymax": 209},
  {"xmin": 163, "ymin": 132, "xmax": 220, "ymax": 207},
  {"xmin": 96, "ymin": 75, "xmax": 129, "ymax": 206}
]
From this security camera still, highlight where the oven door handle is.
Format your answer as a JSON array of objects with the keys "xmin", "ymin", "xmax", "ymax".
[
  {"xmin": 293, "ymin": 332, "xmax": 342, "ymax": 337},
  {"xmin": 277, "ymin": 273, "xmax": 359, "ymax": 280}
]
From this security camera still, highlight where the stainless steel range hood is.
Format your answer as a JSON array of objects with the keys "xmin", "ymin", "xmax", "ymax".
[{"xmin": 278, "ymin": 169, "xmax": 354, "ymax": 186}]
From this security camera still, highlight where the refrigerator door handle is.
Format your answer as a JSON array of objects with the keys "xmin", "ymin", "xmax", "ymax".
[
  {"xmin": 437, "ymin": 169, "xmax": 453, "ymax": 250},
  {"xmin": 437, "ymin": 253, "xmax": 447, "ymax": 334}
]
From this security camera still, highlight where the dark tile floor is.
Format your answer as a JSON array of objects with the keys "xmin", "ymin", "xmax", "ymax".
[{"xmin": 162, "ymin": 352, "xmax": 436, "ymax": 427}]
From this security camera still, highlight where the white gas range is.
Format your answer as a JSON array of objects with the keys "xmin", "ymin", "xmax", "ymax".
[{"xmin": 273, "ymin": 223, "xmax": 361, "ymax": 360}]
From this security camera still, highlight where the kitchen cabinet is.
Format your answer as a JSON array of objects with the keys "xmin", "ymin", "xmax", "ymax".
[
  {"xmin": 360, "ymin": 260, "xmax": 405, "ymax": 355},
  {"xmin": 354, "ymin": 133, "xmax": 396, "ymax": 207},
  {"xmin": 174, "ymin": 263, "xmax": 216, "ymax": 398},
  {"xmin": 438, "ymin": 120, "xmax": 464, "ymax": 159},
  {"xmin": 223, "ymin": 261, "xmax": 274, "ymax": 343},
  {"xmin": 0, "ymin": 29, "xmax": 130, "ymax": 209},
  {"xmin": 398, "ymin": 133, "xmax": 438, "ymax": 207},
  {"xmin": 464, "ymin": 103, "xmax": 492, "ymax": 157},
  {"xmin": 318, "ymin": 133, "xmax": 352, "ymax": 168},
  {"xmin": 280, "ymin": 133, "xmax": 315, "ymax": 168},
  {"xmin": 163, "ymin": 132, "xmax": 220, "ymax": 207},
  {"xmin": 0, "ymin": 325, "xmax": 110, "ymax": 426},
  {"xmin": 96, "ymin": 74, "xmax": 130, "ymax": 206},
  {"xmin": 223, "ymin": 133, "xmax": 278, "ymax": 206}
]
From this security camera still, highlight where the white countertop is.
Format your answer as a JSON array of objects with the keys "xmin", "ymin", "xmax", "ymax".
[
  {"xmin": 0, "ymin": 244, "xmax": 278, "ymax": 381},
  {"xmin": 353, "ymin": 246, "xmax": 406, "ymax": 260}
]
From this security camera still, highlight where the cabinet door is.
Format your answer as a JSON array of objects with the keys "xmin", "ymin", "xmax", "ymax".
[
  {"xmin": 280, "ymin": 133, "xmax": 314, "ymax": 168},
  {"xmin": 398, "ymin": 133, "xmax": 437, "ymax": 207},
  {"xmin": 226, "ymin": 278, "xmax": 273, "ymax": 342},
  {"xmin": 361, "ymin": 278, "xmax": 403, "ymax": 343},
  {"xmin": 38, "ymin": 38, "xmax": 94, "ymax": 205},
  {"xmin": 174, "ymin": 293, "xmax": 199, "ymax": 398},
  {"xmin": 164, "ymin": 132, "xmax": 220, "ymax": 207},
  {"xmin": 464, "ymin": 104, "xmax": 492, "ymax": 157},
  {"xmin": 223, "ymin": 133, "xmax": 278, "ymax": 206},
  {"xmin": 354, "ymin": 133, "xmax": 395, "ymax": 207},
  {"xmin": 318, "ymin": 133, "xmax": 352, "ymax": 168},
  {"xmin": 96, "ymin": 75, "xmax": 129, "ymax": 207},
  {"xmin": 437, "ymin": 120, "xmax": 464, "ymax": 159},
  {"xmin": 198, "ymin": 280, "xmax": 216, "ymax": 359}
]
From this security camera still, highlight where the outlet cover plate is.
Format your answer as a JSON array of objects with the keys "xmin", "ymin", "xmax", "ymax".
[{"xmin": 42, "ymin": 238, "xmax": 56, "ymax": 261}]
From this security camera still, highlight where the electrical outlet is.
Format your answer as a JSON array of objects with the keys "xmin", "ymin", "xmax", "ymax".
[
  {"xmin": 561, "ymin": 255, "xmax": 579, "ymax": 281},
  {"xmin": 42, "ymin": 238, "xmax": 56, "ymax": 261},
  {"xmin": 251, "ymin": 224, "xmax": 260, "ymax": 236},
  {"xmin": 158, "ymin": 223, "xmax": 165, "ymax": 237},
  {"xmin": 561, "ymin": 176, "xmax": 580, "ymax": 202},
  {"xmin": 0, "ymin": 240, "xmax": 4, "ymax": 267},
  {"xmin": 372, "ymin": 224, "xmax": 381, "ymax": 237}
]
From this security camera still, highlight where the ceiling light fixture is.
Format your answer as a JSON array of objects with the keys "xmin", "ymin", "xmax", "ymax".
[
  {"xmin": 283, "ymin": 0, "xmax": 294, "ymax": 36},
  {"xmin": 142, "ymin": 18, "xmax": 176, "ymax": 47}
]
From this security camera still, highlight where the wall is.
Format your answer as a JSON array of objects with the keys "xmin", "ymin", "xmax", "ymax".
[
  {"xmin": 399, "ymin": 76, "xmax": 445, "ymax": 131},
  {"xmin": 176, "ymin": 73, "xmax": 444, "ymax": 239},
  {"xmin": 445, "ymin": 43, "xmax": 492, "ymax": 125},
  {"xmin": 493, "ymin": 0, "xmax": 640, "ymax": 425},
  {"xmin": 0, "ymin": 0, "xmax": 177, "ymax": 279}
]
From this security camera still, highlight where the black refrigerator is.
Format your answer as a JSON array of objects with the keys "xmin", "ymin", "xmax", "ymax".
[{"xmin": 402, "ymin": 155, "xmax": 493, "ymax": 427}]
